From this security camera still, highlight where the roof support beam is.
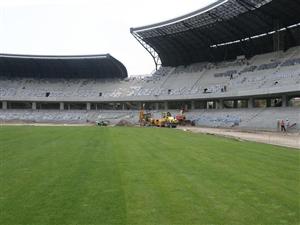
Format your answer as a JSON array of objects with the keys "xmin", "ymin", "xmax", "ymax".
[{"xmin": 131, "ymin": 31, "xmax": 161, "ymax": 70}]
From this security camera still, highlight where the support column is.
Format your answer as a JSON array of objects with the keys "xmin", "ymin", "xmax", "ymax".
[
  {"xmin": 282, "ymin": 95, "xmax": 287, "ymax": 107},
  {"xmin": 155, "ymin": 102, "xmax": 159, "ymax": 111},
  {"xmin": 60, "ymin": 102, "xmax": 64, "ymax": 110},
  {"xmin": 191, "ymin": 101, "xmax": 195, "ymax": 110},
  {"xmin": 218, "ymin": 99, "xmax": 224, "ymax": 109},
  {"xmin": 122, "ymin": 103, "xmax": 125, "ymax": 111},
  {"xmin": 266, "ymin": 99, "xmax": 272, "ymax": 108},
  {"xmin": 32, "ymin": 102, "xmax": 37, "ymax": 110},
  {"xmin": 2, "ymin": 101, "xmax": 7, "ymax": 110},
  {"xmin": 164, "ymin": 101, "xmax": 168, "ymax": 110},
  {"xmin": 86, "ymin": 102, "xmax": 91, "ymax": 111},
  {"xmin": 248, "ymin": 98, "xmax": 253, "ymax": 108}
]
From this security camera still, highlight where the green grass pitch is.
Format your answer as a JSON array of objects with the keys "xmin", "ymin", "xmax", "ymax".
[{"xmin": 0, "ymin": 126, "xmax": 299, "ymax": 225}]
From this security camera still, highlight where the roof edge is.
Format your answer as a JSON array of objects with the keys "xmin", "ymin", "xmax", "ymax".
[
  {"xmin": 107, "ymin": 54, "xmax": 128, "ymax": 78},
  {"xmin": 130, "ymin": 0, "xmax": 226, "ymax": 33},
  {"xmin": 0, "ymin": 53, "xmax": 110, "ymax": 59}
]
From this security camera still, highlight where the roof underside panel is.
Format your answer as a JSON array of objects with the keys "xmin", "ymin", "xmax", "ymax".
[
  {"xmin": 0, "ymin": 55, "xmax": 128, "ymax": 79},
  {"xmin": 132, "ymin": 0, "xmax": 300, "ymax": 66}
]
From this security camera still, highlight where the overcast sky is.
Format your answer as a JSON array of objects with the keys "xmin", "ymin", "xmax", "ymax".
[{"xmin": 0, "ymin": 0, "xmax": 216, "ymax": 75}]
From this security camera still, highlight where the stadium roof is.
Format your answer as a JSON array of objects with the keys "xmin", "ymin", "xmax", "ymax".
[
  {"xmin": 0, "ymin": 54, "xmax": 128, "ymax": 79},
  {"xmin": 131, "ymin": 0, "xmax": 300, "ymax": 68}
]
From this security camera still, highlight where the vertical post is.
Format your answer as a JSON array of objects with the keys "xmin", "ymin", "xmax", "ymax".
[
  {"xmin": 2, "ymin": 101, "xmax": 7, "ymax": 110},
  {"xmin": 191, "ymin": 101, "xmax": 195, "ymax": 110},
  {"xmin": 218, "ymin": 99, "xmax": 224, "ymax": 109},
  {"xmin": 60, "ymin": 102, "xmax": 64, "ymax": 110},
  {"xmin": 164, "ymin": 101, "xmax": 168, "ymax": 110},
  {"xmin": 32, "ymin": 102, "xmax": 37, "ymax": 110},
  {"xmin": 282, "ymin": 95, "xmax": 287, "ymax": 107},
  {"xmin": 155, "ymin": 102, "xmax": 159, "ymax": 111},
  {"xmin": 86, "ymin": 102, "xmax": 91, "ymax": 111},
  {"xmin": 266, "ymin": 99, "xmax": 271, "ymax": 108},
  {"xmin": 248, "ymin": 98, "xmax": 253, "ymax": 108}
]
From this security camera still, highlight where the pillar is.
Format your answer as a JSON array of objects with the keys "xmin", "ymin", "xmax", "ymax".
[
  {"xmin": 2, "ymin": 101, "xmax": 7, "ymax": 110},
  {"xmin": 218, "ymin": 99, "xmax": 224, "ymax": 109},
  {"xmin": 32, "ymin": 102, "xmax": 37, "ymax": 110},
  {"xmin": 248, "ymin": 98, "xmax": 253, "ymax": 108},
  {"xmin": 60, "ymin": 102, "xmax": 64, "ymax": 110},
  {"xmin": 155, "ymin": 103, "xmax": 159, "ymax": 111},
  {"xmin": 282, "ymin": 95, "xmax": 287, "ymax": 107},
  {"xmin": 164, "ymin": 101, "xmax": 168, "ymax": 110},
  {"xmin": 86, "ymin": 102, "xmax": 91, "ymax": 111},
  {"xmin": 191, "ymin": 101, "xmax": 195, "ymax": 110},
  {"xmin": 266, "ymin": 99, "xmax": 272, "ymax": 108}
]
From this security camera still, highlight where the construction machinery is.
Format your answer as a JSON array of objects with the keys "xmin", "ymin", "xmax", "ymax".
[
  {"xmin": 139, "ymin": 106, "xmax": 178, "ymax": 128},
  {"xmin": 175, "ymin": 110, "xmax": 193, "ymax": 126},
  {"xmin": 149, "ymin": 112, "xmax": 178, "ymax": 128},
  {"xmin": 139, "ymin": 105, "xmax": 153, "ymax": 126}
]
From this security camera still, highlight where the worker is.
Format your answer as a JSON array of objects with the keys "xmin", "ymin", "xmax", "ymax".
[
  {"xmin": 280, "ymin": 119, "xmax": 286, "ymax": 132},
  {"xmin": 286, "ymin": 119, "xmax": 290, "ymax": 131}
]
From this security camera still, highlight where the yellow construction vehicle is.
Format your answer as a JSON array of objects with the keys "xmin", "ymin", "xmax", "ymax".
[
  {"xmin": 151, "ymin": 112, "xmax": 178, "ymax": 128},
  {"xmin": 139, "ymin": 107, "xmax": 178, "ymax": 128}
]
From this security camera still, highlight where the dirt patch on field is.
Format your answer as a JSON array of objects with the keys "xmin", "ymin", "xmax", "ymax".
[
  {"xmin": 178, "ymin": 127, "xmax": 300, "ymax": 149},
  {"xmin": 115, "ymin": 120, "xmax": 134, "ymax": 127}
]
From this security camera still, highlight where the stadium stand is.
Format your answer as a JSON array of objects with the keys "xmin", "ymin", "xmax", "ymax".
[
  {"xmin": 0, "ymin": 48, "xmax": 299, "ymax": 100},
  {"xmin": 0, "ymin": 0, "xmax": 299, "ymax": 131}
]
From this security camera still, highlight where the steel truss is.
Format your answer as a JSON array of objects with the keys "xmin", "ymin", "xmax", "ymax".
[{"xmin": 131, "ymin": 30, "xmax": 161, "ymax": 70}]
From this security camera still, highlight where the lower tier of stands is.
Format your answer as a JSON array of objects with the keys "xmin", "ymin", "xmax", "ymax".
[{"xmin": 0, "ymin": 108, "xmax": 299, "ymax": 132}]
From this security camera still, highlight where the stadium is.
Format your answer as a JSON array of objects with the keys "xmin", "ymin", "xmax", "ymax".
[{"xmin": 0, "ymin": 0, "xmax": 299, "ymax": 225}]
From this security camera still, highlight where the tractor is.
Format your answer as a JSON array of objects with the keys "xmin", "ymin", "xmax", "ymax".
[{"xmin": 152, "ymin": 112, "xmax": 178, "ymax": 128}]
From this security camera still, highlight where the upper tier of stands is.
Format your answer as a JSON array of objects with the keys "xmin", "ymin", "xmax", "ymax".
[{"xmin": 1, "ymin": 46, "xmax": 300, "ymax": 101}]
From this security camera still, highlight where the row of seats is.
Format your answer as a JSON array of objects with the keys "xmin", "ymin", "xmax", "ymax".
[
  {"xmin": 1, "ymin": 47, "xmax": 300, "ymax": 99},
  {"xmin": 0, "ymin": 108, "xmax": 299, "ymax": 131}
]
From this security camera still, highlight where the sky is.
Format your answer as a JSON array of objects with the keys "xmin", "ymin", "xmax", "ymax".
[{"xmin": 0, "ymin": 0, "xmax": 216, "ymax": 76}]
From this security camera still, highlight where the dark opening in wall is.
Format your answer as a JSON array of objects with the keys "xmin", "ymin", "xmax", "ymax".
[
  {"xmin": 45, "ymin": 92, "xmax": 50, "ymax": 97},
  {"xmin": 168, "ymin": 101, "xmax": 191, "ymax": 110},
  {"xmin": 37, "ymin": 102, "xmax": 60, "ymax": 110},
  {"xmin": 288, "ymin": 97, "xmax": 300, "ymax": 107},
  {"xmin": 65, "ymin": 103, "xmax": 87, "ymax": 110},
  {"xmin": 8, "ymin": 102, "xmax": 32, "ymax": 109}
]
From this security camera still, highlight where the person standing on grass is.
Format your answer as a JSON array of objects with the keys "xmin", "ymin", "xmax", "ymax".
[
  {"xmin": 280, "ymin": 119, "xmax": 286, "ymax": 132},
  {"xmin": 286, "ymin": 119, "xmax": 290, "ymax": 132}
]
